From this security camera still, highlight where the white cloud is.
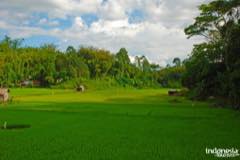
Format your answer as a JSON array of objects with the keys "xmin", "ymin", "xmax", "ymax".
[
  {"xmin": 73, "ymin": 17, "xmax": 85, "ymax": 28},
  {"xmin": 99, "ymin": 1, "xmax": 127, "ymax": 20},
  {"xmin": 0, "ymin": 0, "xmax": 209, "ymax": 65},
  {"xmin": 39, "ymin": 18, "xmax": 59, "ymax": 27},
  {"xmin": 0, "ymin": 21, "xmax": 9, "ymax": 29},
  {"xmin": 45, "ymin": 19, "xmax": 200, "ymax": 66},
  {"xmin": 0, "ymin": 0, "xmax": 102, "ymax": 18},
  {"xmin": 90, "ymin": 19, "xmax": 144, "ymax": 37}
]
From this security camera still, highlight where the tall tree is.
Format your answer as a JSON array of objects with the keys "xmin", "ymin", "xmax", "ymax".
[
  {"xmin": 173, "ymin": 57, "xmax": 181, "ymax": 66},
  {"xmin": 184, "ymin": 0, "xmax": 240, "ymax": 108}
]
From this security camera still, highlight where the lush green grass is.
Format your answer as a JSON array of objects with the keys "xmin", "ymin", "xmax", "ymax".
[{"xmin": 0, "ymin": 88, "xmax": 239, "ymax": 160}]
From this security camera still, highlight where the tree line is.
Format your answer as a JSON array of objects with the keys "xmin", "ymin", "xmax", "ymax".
[{"xmin": 0, "ymin": 36, "xmax": 184, "ymax": 89}]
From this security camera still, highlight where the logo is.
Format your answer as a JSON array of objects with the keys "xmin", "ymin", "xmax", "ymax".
[{"xmin": 206, "ymin": 147, "xmax": 239, "ymax": 158}]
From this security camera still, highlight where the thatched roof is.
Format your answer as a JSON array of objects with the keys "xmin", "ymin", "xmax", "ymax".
[{"xmin": 0, "ymin": 88, "xmax": 8, "ymax": 95}]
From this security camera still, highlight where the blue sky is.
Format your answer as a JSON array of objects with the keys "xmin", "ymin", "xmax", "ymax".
[{"xmin": 0, "ymin": 0, "xmax": 207, "ymax": 66}]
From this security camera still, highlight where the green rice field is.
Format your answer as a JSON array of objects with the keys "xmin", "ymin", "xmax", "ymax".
[{"xmin": 0, "ymin": 88, "xmax": 239, "ymax": 160}]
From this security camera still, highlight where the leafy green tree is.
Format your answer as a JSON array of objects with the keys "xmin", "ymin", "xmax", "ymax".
[
  {"xmin": 184, "ymin": 0, "xmax": 240, "ymax": 108},
  {"xmin": 173, "ymin": 57, "xmax": 181, "ymax": 66},
  {"xmin": 114, "ymin": 48, "xmax": 131, "ymax": 77},
  {"xmin": 115, "ymin": 48, "xmax": 130, "ymax": 65},
  {"xmin": 78, "ymin": 47, "xmax": 113, "ymax": 78},
  {"xmin": 66, "ymin": 46, "xmax": 77, "ymax": 55}
]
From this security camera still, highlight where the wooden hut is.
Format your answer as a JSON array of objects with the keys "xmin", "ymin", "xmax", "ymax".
[
  {"xmin": 168, "ymin": 89, "xmax": 179, "ymax": 96},
  {"xmin": 76, "ymin": 85, "xmax": 85, "ymax": 92},
  {"xmin": 0, "ymin": 88, "xmax": 9, "ymax": 102}
]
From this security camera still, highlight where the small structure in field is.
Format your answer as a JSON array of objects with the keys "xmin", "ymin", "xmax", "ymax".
[
  {"xmin": 0, "ymin": 88, "xmax": 9, "ymax": 102},
  {"xmin": 168, "ymin": 89, "xmax": 179, "ymax": 96},
  {"xmin": 20, "ymin": 80, "xmax": 40, "ymax": 87},
  {"xmin": 76, "ymin": 85, "xmax": 85, "ymax": 92},
  {"xmin": 32, "ymin": 80, "xmax": 40, "ymax": 86}
]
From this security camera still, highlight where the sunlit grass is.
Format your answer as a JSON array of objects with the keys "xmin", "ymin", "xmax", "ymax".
[{"xmin": 0, "ymin": 88, "xmax": 239, "ymax": 160}]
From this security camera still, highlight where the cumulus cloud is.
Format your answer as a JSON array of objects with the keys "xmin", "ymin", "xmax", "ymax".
[
  {"xmin": 38, "ymin": 18, "xmax": 60, "ymax": 27},
  {"xmin": 0, "ymin": 0, "xmax": 209, "ymax": 65},
  {"xmin": 0, "ymin": 0, "xmax": 102, "ymax": 18},
  {"xmin": 99, "ymin": 1, "xmax": 127, "ymax": 20},
  {"xmin": 90, "ymin": 19, "xmax": 144, "ymax": 37}
]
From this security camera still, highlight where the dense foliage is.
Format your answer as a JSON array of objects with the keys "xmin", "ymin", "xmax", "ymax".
[
  {"xmin": 184, "ymin": 0, "xmax": 240, "ymax": 109},
  {"xmin": 0, "ymin": 37, "xmax": 184, "ymax": 89}
]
